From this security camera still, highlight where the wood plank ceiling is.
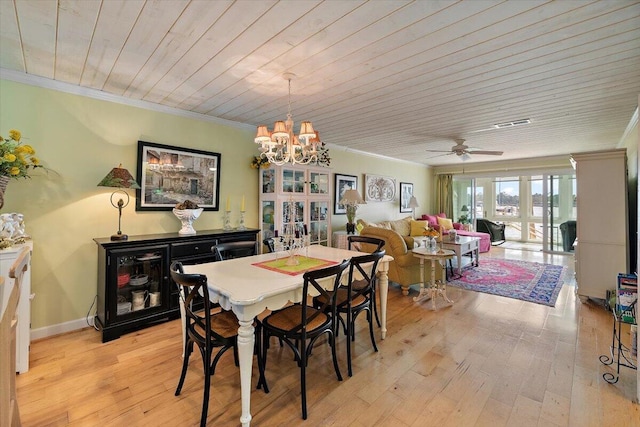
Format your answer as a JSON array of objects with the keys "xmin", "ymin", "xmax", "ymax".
[{"xmin": 1, "ymin": 0, "xmax": 639, "ymax": 166}]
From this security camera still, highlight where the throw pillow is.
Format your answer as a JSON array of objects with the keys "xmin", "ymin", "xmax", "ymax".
[
  {"xmin": 410, "ymin": 220, "xmax": 428, "ymax": 237},
  {"xmin": 423, "ymin": 214, "xmax": 439, "ymax": 227},
  {"xmin": 436, "ymin": 212, "xmax": 447, "ymax": 218},
  {"xmin": 437, "ymin": 216, "xmax": 454, "ymax": 231},
  {"xmin": 389, "ymin": 217, "xmax": 411, "ymax": 236}
]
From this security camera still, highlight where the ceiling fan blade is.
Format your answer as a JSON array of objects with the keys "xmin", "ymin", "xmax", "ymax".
[
  {"xmin": 467, "ymin": 150, "xmax": 503, "ymax": 155},
  {"xmin": 425, "ymin": 152, "xmax": 453, "ymax": 159},
  {"xmin": 425, "ymin": 149, "xmax": 454, "ymax": 153}
]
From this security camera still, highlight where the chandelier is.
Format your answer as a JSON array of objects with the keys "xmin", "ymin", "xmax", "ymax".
[{"xmin": 255, "ymin": 73, "xmax": 324, "ymax": 166}]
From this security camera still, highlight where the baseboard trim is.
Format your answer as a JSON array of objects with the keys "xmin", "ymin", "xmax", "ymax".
[{"xmin": 31, "ymin": 317, "xmax": 93, "ymax": 341}]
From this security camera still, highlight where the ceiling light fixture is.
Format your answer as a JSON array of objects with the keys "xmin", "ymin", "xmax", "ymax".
[{"xmin": 255, "ymin": 73, "xmax": 324, "ymax": 166}]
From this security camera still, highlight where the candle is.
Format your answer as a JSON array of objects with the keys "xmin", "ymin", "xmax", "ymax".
[
  {"xmin": 274, "ymin": 230, "xmax": 278, "ymax": 237},
  {"xmin": 226, "ymin": 196, "xmax": 230, "ymax": 211},
  {"xmin": 295, "ymin": 230, "xmax": 300, "ymax": 238},
  {"xmin": 241, "ymin": 195, "xmax": 245, "ymax": 212},
  {"xmin": 303, "ymin": 224, "xmax": 308, "ymax": 235}
]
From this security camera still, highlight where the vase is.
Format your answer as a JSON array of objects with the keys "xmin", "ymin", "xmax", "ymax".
[
  {"xmin": 0, "ymin": 175, "xmax": 9, "ymax": 209},
  {"xmin": 173, "ymin": 208, "xmax": 204, "ymax": 235}
]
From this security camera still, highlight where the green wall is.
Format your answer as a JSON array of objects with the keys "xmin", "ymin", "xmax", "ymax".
[{"xmin": 0, "ymin": 78, "xmax": 433, "ymax": 332}]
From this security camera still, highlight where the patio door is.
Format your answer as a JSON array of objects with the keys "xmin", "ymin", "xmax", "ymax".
[
  {"xmin": 541, "ymin": 173, "xmax": 576, "ymax": 253},
  {"xmin": 452, "ymin": 178, "xmax": 475, "ymax": 226}
]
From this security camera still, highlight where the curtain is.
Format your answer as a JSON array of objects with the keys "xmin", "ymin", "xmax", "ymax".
[{"xmin": 436, "ymin": 174, "xmax": 453, "ymax": 217}]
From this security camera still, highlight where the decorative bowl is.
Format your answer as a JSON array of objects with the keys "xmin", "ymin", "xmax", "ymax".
[{"xmin": 129, "ymin": 274, "xmax": 148, "ymax": 287}]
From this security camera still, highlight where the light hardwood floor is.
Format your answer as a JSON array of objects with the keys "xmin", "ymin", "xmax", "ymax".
[{"xmin": 16, "ymin": 247, "xmax": 640, "ymax": 426}]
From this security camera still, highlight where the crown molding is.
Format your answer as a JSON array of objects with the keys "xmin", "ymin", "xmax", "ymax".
[
  {"xmin": 618, "ymin": 106, "xmax": 638, "ymax": 148},
  {"xmin": 0, "ymin": 68, "xmax": 255, "ymax": 132}
]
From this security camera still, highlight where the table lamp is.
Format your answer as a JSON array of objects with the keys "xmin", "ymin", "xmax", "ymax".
[
  {"xmin": 339, "ymin": 189, "xmax": 366, "ymax": 234},
  {"xmin": 97, "ymin": 164, "xmax": 141, "ymax": 241},
  {"xmin": 409, "ymin": 196, "xmax": 419, "ymax": 219}
]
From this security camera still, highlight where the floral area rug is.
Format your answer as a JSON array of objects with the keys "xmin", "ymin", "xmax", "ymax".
[{"xmin": 447, "ymin": 258, "xmax": 567, "ymax": 306}]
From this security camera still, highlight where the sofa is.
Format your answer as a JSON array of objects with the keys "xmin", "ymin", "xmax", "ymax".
[
  {"xmin": 357, "ymin": 216, "xmax": 444, "ymax": 296},
  {"xmin": 419, "ymin": 214, "xmax": 491, "ymax": 253}
]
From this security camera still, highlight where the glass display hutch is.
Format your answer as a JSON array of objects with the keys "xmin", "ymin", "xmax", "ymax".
[
  {"xmin": 259, "ymin": 164, "xmax": 331, "ymax": 252},
  {"xmin": 94, "ymin": 229, "xmax": 259, "ymax": 342}
]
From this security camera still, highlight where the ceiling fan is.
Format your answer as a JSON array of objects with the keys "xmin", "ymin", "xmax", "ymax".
[{"xmin": 425, "ymin": 139, "xmax": 503, "ymax": 158}]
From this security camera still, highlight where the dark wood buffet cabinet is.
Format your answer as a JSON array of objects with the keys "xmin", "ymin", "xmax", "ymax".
[{"xmin": 94, "ymin": 228, "xmax": 259, "ymax": 342}]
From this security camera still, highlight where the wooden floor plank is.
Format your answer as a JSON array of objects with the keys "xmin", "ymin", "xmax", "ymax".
[{"xmin": 15, "ymin": 247, "xmax": 640, "ymax": 426}]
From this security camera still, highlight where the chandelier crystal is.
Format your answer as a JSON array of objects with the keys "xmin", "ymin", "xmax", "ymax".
[{"xmin": 255, "ymin": 73, "xmax": 324, "ymax": 166}]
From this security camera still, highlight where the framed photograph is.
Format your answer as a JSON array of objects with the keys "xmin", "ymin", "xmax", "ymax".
[
  {"xmin": 400, "ymin": 182, "xmax": 414, "ymax": 213},
  {"xmin": 334, "ymin": 173, "xmax": 358, "ymax": 215},
  {"xmin": 136, "ymin": 141, "xmax": 221, "ymax": 211},
  {"xmin": 365, "ymin": 174, "xmax": 396, "ymax": 202}
]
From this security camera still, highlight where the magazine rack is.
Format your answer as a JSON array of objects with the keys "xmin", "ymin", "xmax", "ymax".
[{"xmin": 599, "ymin": 300, "xmax": 636, "ymax": 384}]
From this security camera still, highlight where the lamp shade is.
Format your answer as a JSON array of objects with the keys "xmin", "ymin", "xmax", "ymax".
[
  {"xmin": 340, "ymin": 189, "xmax": 365, "ymax": 205},
  {"xmin": 409, "ymin": 196, "xmax": 419, "ymax": 208},
  {"xmin": 461, "ymin": 205, "xmax": 469, "ymax": 212},
  {"xmin": 255, "ymin": 125, "xmax": 271, "ymax": 143},
  {"xmin": 97, "ymin": 165, "xmax": 140, "ymax": 189}
]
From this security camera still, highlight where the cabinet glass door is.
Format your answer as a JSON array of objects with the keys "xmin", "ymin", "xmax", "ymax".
[
  {"xmin": 261, "ymin": 168, "xmax": 275, "ymax": 194},
  {"xmin": 112, "ymin": 245, "xmax": 168, "ymax": 321},
  {"xmin": 262, "ymin": 200, "xmax": 275, "ymax": 240},
  {"xmin": 309, "ymin": 171, "xmax": 329, "ymax": 194},
  {"xmin": 282, "ymin": 168, "xmax": 305, "ymax": 193},
  {"xmin": 310, "ymin": 200, "xmax": 329, "ymax": 245}
]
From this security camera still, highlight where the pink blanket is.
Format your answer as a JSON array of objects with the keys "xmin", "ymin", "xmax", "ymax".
[{"xmin": 456, "ymin": 230, "xmax": 491, "ymax": 253}]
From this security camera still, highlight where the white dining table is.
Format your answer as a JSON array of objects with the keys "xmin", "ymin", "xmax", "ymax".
[{"xmin": 184, "ymin": 244, "xmax": 393, "ymax": 427}]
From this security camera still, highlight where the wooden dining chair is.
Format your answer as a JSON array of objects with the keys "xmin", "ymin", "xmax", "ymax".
[
  {"xmin": 262, "ymin": 238, "xmax": 275, "ymax": 253},
  {"xmin": 347, "ymin": 235, "xmax": 385, "ymax": 327},
  {"xmin": 170, "ymin": 261, "xmax": 241, "ymax": 427},
  {"xmin": 347, "ymin": 235, "xmax": 385, "ymax": 253},
  {"xmin": 259, "ymin": 259, "xmax": 350, "ymax": 420},
  {"xmin": 314, "ymin": 250, "xmax": 385, "ymax": 376},
  {"xmin": 212, "ymin": 241, "xmax": 257, "ymax": 260}
]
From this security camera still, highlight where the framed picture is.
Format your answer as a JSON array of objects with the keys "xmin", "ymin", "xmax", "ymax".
[
  {"xmin": 334, "ymin": 173, "xmax": 358, "ymax": 215},
  {"xmin": 365, "ymin": 174, "xmax": 396, "ymax": 202},
  {"xmin": 400, "ymin": 182, "xmax": 414, "ymax": 213},
  {"xmin": 136, "ymin": 141, "xmax": 221, "ymax": 211}
]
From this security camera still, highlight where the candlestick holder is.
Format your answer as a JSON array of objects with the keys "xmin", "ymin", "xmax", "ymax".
[
  {"xmin": 273, "ymin": 198, "xmax": 309, "ymax": 265},
  {"xmin": 223, "ymin": 210, "xmax": 232, "ymax": 230},
  {"xmin": 238, "ymin": 211, "xmax": 246, "ymax": 230}
]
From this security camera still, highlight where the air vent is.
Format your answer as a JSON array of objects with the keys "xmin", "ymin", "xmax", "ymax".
[{"xmin": 493, "ymin": 118, "xmax": 531, "ymax": 129}]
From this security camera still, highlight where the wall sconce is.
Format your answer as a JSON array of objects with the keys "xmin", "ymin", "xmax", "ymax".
[{"xmin": 97, "ymin": 164, "xmax": 140, "ymax": 241}]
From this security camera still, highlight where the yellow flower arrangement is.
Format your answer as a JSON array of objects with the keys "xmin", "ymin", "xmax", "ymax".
[
  {"xmin": 250, "ymin": 155, "xmax": 271, "ymax": 169},
  {"xmin": 422, "ymin": 226, "xmax": 440, "ymax": 239},
  {"xmin": 0, "ymin": 129, "xmax": 43, "ymax": 179}
]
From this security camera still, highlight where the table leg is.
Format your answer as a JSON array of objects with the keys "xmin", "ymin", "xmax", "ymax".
[
  {"xmin": 440, "ymin": 262, "xmax": 454, "ymax": 305},
  {"xmin": 237, "ymin": 319, "xmax": 254, "ymax": 427},
  {"xmin": 377, "ymin": 266, "xmax": 389, "ymax": 340},
  {"xmin": 413, "ymin": 257, "xmax": 431, "ymax": 302},
  {"xmin": 455, "ymin": 248, "xmax": 463, "ymax": 275},
  {"xmin": 430, "ymin": 259, "xmax": 437, "ymax": 310}
]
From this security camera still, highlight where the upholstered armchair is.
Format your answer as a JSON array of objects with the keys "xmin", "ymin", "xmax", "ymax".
[
  {"xmin": 559, "ymin": 220, "xmax": 576, "ymax": 252},
  {"xmin": 475, "ymin": 218, "xmax": 506, "ymax": 245}
]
